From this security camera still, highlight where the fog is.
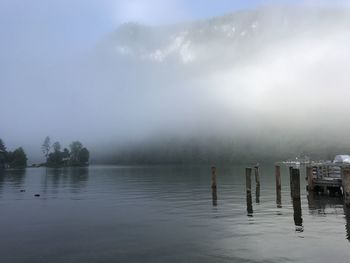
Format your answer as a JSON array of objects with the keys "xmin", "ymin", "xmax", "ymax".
[{"xmin": 2, "ymin": 4, "xmax": 350, "ymax": 164}]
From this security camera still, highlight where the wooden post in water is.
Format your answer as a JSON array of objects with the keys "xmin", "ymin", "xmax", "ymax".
[
  {"xmin": 342, "ymin": 167, "xmax": 350, "ymax": 206},
  {"xmin": 291, "ymin": 168, "xmax": 301, "ymax": 199},
  {"xmin": 246, "ymin": 167, "xmax": 253, "ymax": 216},
  {"xmin": 289, "ymin": 166, "xmax": 293, "ymax": 195},
  {"xmin": 275, "ymin": 165, "xmax": 282, "ymax": 208},
  {"xmin": 246, "ymin": 168, "xmax": 252, "ymax": 194},
  {"xmin": 254, "ymin": 165, "xmax": 260, "ymax": 186},
  {"xmin": 307, "ymin": 166, "xmax": 314, "ymax": 191},
  {"xmin": 211, "ymin": 166, "xmax": 217, "ymax": 189}
]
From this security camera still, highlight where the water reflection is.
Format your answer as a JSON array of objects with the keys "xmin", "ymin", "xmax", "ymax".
[
  {"xmin": 255, "ymin": 184, "xmax": 260, "ymax": 204},
  {"xmin": 344, "ymin": 206, "xmax": 350, "ymax": 241},
  {"xmin": 246, "ymin": 192, "xmax": 253, "ymax": 217},
  {"xmin": 276, "ymin": 187, "xmax": 282, "ymax": 208},
  {"xmin": 292, "ymin": 197, "xmax": 303, "ymax": 232},
  {"xmin": 211, "ymin": 187, "xmax": 217, "ymax": 207},
  {"xmin": 44, "ymin": 167, "xmax": 89, "ymax": 194},
  {"xmin": 307, "ymin": 193, "xmax": 343, "ymax": 216}
]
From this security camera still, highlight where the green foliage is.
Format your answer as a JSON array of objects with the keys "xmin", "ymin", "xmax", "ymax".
[
  {"xmin": 8, "ymin": 147, "xmax": 27, "ymax": 168},
  {"xmin": 70, "ymin": 141, "xmax": 83, "ymax": 164},
  {"xmin": 44, "ymin": 140, "xmax": 89, "ymax": 167},
  {"xmin": 0, "ymin": 138, "xmax": 6, "ymax": 152},
  {"xmin": 78, "ymin": 148, "xmax": 90, "ymax": 164},
  {"xmin": 53, "ymin": 141, "xmax": 61, "ymax": 153}
]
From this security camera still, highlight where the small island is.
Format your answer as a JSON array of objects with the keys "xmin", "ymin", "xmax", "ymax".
[
  {"xmin": 0, "ymin": 137, "xmax": 90, "ymax": 170},
  {"xmin": 42, "ymin": 136, "xmax": 90, "ymax": 168}
]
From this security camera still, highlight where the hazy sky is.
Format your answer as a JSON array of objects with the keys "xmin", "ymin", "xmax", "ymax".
[{"xmin": 2, "ymin": 0, "xmax": 350, "ymax": 163}]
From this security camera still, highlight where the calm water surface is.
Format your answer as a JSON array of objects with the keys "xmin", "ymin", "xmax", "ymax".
[{"xmin": 0, "ymin": 165, "xmax": 349, "ymax": 263}]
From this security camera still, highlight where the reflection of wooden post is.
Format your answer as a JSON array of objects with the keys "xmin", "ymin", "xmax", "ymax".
[
  {"xmin": 292, "ymin": 197, "xmax": 303, "ymax": 232},
  {"xmin": 211, "ymin": 166, "xmax": 217, "ymax": 189},
  {"xmin": 275, "ymin": 165, "xmax": 282, "ymax": 208},
  {"xmin": 246, "ymin": 168, "xmax": 252, "ymax": 194},
  {"xmin": 342, "ymin": 167, "xmax": 350, "ymax": 205},
  {"xmin": 247, "ymin": 192, "xmax": 253, "ymax": 217},
  {"xmin": 289, "ymin": 166, "xmax": 293, "ymax": 195},
  {"xmin": 256, "ymin": 184, "xmax": 260, "ymax": 204},
  {"xmin": 254, "ymin": 165, "xmax": 260, "ymax": 186},
  {"xmin": 291, "ymin": 168, "xmax": 301, "ymax": 199},
  {"xmin": 307, "ymin": 166, "xmax": 314, "ymax": 191},
  {"xmin": 212, "ymin": 187, "xmax": 217, "ymax": 207}
]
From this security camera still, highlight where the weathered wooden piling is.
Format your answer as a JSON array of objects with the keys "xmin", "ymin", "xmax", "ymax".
[
  {"xmin": 254, "ymin": 165, "xmax": 260, "ymax": 186},
  {"xmin": 275, "ymin": 165, "xmax": 281, "ymax": 192},
  {"xmin": 290, "ymin": 168, "xmax": 301, "ymax": 199},
  {"xmin": 275, "ymin": 165, "xmax": 282, "ymax": 208},
  {"xmin": 246, "ymin": 168, "xmax": 252, "ymax": 194},
  {"xmin": 342, "ymin": 167, "xmax": 350, "ymax": 205},
  {"xmin": 211, "ymin": 166, "xmax": 217, "ymax": 189},
  {"xmin": 306, "ymin": 166, "xmax": 314, "ymax": 191}
]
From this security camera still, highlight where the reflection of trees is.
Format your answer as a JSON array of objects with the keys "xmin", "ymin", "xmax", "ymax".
[
  {"xmin": 43, "ymin": 167, "xmax": 89, "ymax": 194},
  {"xmin": 6, "ymin": 169, "xmax": 25, "ymax": 187},
  {"xmin": 0, "ymin": 169, "xmax": 26, "ymax": 196},
  {"xmin": 0, "ymin": 169, "xmax": 5, "ymax": 194}
]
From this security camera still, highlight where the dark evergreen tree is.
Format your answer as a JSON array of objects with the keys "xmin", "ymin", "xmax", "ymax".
[
  {"xmin": 0, "ymin": 139, "xmax": 6, "ymax": 152},
  {"xmin": 70, "ymin": 141, "xmax": 83, "ymax": 164},
  {"xmin": 78, "ymin": 148, "xmax": 90, "ymax": 165},
  {"xmin": 10, "ymin": 147, "xmax": 27, "ymax": 168}
]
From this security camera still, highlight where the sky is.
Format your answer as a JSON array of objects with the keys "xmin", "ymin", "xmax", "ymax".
[
  {"xmin": 2, "ymin": 0, "xmax": 350, "ymax": 163},
  {"xmin": 0, "ymin": 0, "xmax": 341, "ymax": 56}
]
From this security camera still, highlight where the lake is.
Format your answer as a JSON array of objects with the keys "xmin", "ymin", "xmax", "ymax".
[{"xmin": 0, "ymin": 165, "xmax": 350, "ymax": 263}]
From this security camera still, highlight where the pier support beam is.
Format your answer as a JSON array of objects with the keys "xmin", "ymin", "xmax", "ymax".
[
  {"xmin": 246, "ymin": 168, "xmax": 253, "ymax": 216},
  {"xmin": 246, "ymin": 168, "xmax": 252, "ymax": 194},
  {"xmin": 342, "ymin": 167, "xmax": 350, "ymax": 206},
  {"xmin": 254, "ymin": 165, "xmax": 260, "ymax": 186},
  {"xmin": 290, "ymin": 168, "xmax": 301, "ymax": 199},
  {"xmin": 307, "ymin": 166, "xmax": 314, "ymax": 191},
  {"xmin": 275, "ymin": 165, "xmax": 282, "ymax": 208}
]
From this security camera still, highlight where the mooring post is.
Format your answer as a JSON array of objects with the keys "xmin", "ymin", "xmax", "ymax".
[
  {"xmin": 291, "ymin": 168, "xmax": 301, "ymax": 199},
  {"xmin": 342, "ymin": 167, "xmax": 350, "ymax": 206},
  {"xmin": 254, "ymin": 165, "xmax": 260, "ymax": 186},
  {"xmin": 211, "ymin": 166, "xmax": 217, "ymax": 189},
  {"xmin": 306, "ymin": 166, "xmax": 314, "ymax": 191},
  {"xmin": 275, "ymin": 165, "xmax": 281, "ymax": 193},
  {"xmin": 246, "ymin": 168, "xmax": 252, "ymax": 194},
  {"xmin": 289, "ymin": 166, "xmax": 293, "ymax": 195},
  {"xmin": 275, "ymin": 165, "xmax": 282, "ymax": 208}
]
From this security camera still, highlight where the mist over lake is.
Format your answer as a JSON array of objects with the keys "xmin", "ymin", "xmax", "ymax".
[
  {"xmin": 2, "ymin": 4, "xmax": 350, "ymax": 164},
  {"xmin": 2, "ymin": 1, "xmax": 350, "ymax": 263}
]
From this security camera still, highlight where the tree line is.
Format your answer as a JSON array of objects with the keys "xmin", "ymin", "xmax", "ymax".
[
  {"xmin": 0, "ymin": 139, "xmax": 27, "ymax": 169},
  {"xmin": 0, "ymin": 137, "xmax": 90, "ymax": 170},
  {"xmin": 42, "ymin": 136, "xmax": 90, "ymax": 167}
]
